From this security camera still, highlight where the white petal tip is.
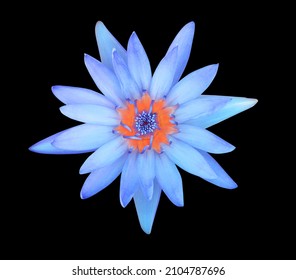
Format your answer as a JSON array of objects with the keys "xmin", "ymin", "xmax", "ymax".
[
  {"xmin": 95, "ymin": 21, "xmax": 107, "ymax": 35},
  {"xmin": 28, "ymin": 143, "xmax": 52, "ymax": 154},
  {"xmin": 235, "ymin": 97, "xmax": 258, "ymax": 112},
  {"xmin": 51, "ymin": 85, "xmax": 58, "ymax": 92},
  {"xmin": 129, "ymin": 31, "xmax": 139, "ymax": 42},
  {"xmin": 226, "ymin": 182, "xmax": 238, "ymax": 189},
  {"xmin": 229, "ymin": 145, "xmax": 236, "ymax": 152},
  {"xmin": 183, "ymin": 21, "xmax": 195, "ymax": 34},
  {"xmin": 219, "ymin": 181, "xmax": 238, "ymax": 190},
  {"xmin": 171, "ymin": 198, "xmax": 184, "ymax": 207},
  {"xmin": 79, "ymin": 167, "xmax": 89, "ymax": 175},
  {"xmin": 80, "ymin": 188, "xmax": 94, "ymax": 199},
  {"xmin": 186, "ymin": 21, "xmax": 195, "ymax": 28},
  {"xmin": 240, "ymin": 97, "xmax": 258, "ymax": 107},
  {"xmin": 218, "ymin": 144, "xmax": 235, "ymax": 154},
  {"xmin": 120, "ymin": 194, "xmax": 133, "ymax": 208},
  {"xmin": 83, "ymin": 54, "xmax": 90, "ymax": 63},
  {"xmin": 141, "ymin": 226, "xmax": 152, "ymax": 235},
  {"xmin": 28, "ymin": 145, "xmax": 37, "ymax": 153},
  {"xmin": 250, "ymin": 98, "xmax": 258, "ymax": 106},
  {"xmin": 80, "ymin": 191, "xmax": 87, "ymax": 199},
  {"xmin": 232, "ymin": 183, "xmax": 238, "ymax": 189},
  {"xmin": 59, "ymin": 105, "xmax": 66, "ymax": 114},
  {"xmin": 95, "ymin": 21, "xmax": 104, "ymax": 27},
  {"xmin": 120, "ymin": 200, "xmax": 127, "ymax": 208}
]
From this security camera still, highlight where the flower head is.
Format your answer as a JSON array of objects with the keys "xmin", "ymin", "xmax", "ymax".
[{"xmin": 29, "ymin": 21, "xmax": 257, "ymax": 234}]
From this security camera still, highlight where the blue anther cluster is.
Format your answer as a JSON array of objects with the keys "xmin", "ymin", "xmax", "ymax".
[{"xmin": 135, "ymin": 111, "xmax": 157, "ymax": 135}]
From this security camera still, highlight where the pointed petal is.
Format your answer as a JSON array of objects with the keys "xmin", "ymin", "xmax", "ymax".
[
  {"xmin": 95, "ymin": 21, "xmax": 127, "ymax": 70},
  {"xmin": 198, "ymin": 150, "xmax": 238, "ymax": 189},
  {"xmin": 175, "ymin": 96, "xmax": 231, "ymax": 123},
  {"xmin": 166, "ymin": 21, "xmax": 195, "ymax": 84},
  {"xmin": 163, "ymin": 137, "xmax": 217, "ymax": 180},
  {"xmin": 137, "ymin": 149, "xmax": 155, "ymax": 200},
  {"xmin": 112, "ymin": 49, "xmax": 141, "ymax": 99},
  {"xmin": 60, "ymin": 104, "xmax": 120, "ymax": 126},
  {"xmin": 166, "ymin": 64, "xmax": 219, "ymax": 105},
  {"xmin": 52, "ymin": 124, "xmax": 116, "ymax": 151},
  {"xmin": 84, "ymin": 54, "xmax": 125, "ymax": 106},
  {"xmin": 133, "ymin": 180, "xmax": 161, "ymax": 234},
  {"xmin": 155, "ymin": 153, "xmax": 183, "ymax": 207},
  {"xmin": 174, "ymin": 124, "xmax": 235, "ymax": 154},
  {"xmin": 149, "ymin": 46, "xmax": 178, "ymax": 100},
  {"xmin": 80, "ymin": 153, "xmax": 127, "ymax": 199},
  {"xmin": 185, "ymin": 95, "xmax": 258, "ymax": 128},
  {"xmin": 29, "ymin": 130, "xmax": 91, "ymax": 154},
  {"xmin": 127, "ymin": 32, "xmax": 152, "ymax": 92},
  {"xmin": 51, "ymin": 86, "xmax": 114, "ymax": 108},
  {"xmin": 120, "ymin": 152, "xmax": 140, "ymax": 207},
  {"xmin": 79, "ymin": 136, "xmax": 127, "ymax": 174}
]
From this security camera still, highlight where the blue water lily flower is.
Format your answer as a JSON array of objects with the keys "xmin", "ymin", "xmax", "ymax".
[{"xmin": 29, "ymin": 21, "xmax": 257, "ymax": 234}]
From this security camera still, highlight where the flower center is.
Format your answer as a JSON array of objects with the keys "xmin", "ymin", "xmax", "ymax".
[
  {"xmin": 135, "ymin": 111, "xmax": 157, "ymax": 135},
  {"xmin": 114, "ymin": 93, "xmax": 178, "ymax": 153}
]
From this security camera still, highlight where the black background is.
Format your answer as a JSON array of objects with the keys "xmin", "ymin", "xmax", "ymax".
[{"xmin": 3, "ymin": 4, "xmax": 292, "ymax": 260}]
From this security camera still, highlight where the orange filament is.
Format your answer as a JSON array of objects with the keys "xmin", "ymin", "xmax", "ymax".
[{"xmin": 115, "ymin": 93, "xmax": 178, "ymax": 153}]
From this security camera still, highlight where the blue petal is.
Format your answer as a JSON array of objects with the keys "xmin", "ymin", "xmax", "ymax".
[
  {"xmin": 80, "ymin": 153, "xmax": 127, "ymax": 199},
  {"xmin": 60, "ymin": 104, "xmax": 120, "ymax": 125},
  {"xmin": 166, "ymin": 64, "xmax": 219, "ymax": 105},
  {"xmin": 155, "ymin": 153, "xmax": 184, "ymax": 207},
  {"xmin": 185, "ymin": 95, "xmax": 258, "ymax": 128},
  {"xmin": 79, "ymin": 136, "xmax": 127, "ymax": 174},
  {"xmin": 29, "ymin": 130, "xmax": 92, "ymax": 154},
  {"xmin": 112, "ymin": 49, "xmax": 141, "ymax": 99},
  {"xmin": 149, "ymin": 46, "xmax": 178, "ymax": 100},
  {"xmin": 84, "ymin": 54, "xmax": 125, "ymax": 106},
  {"xmin": 52, "ymin": 124, "xmax": 116, "ymax": 151},
  {"xmin": 51, "ymin": 86, "xmax": 114, "ymax": 108},
  {"xmin": 136, "ymin": 149, "xmax": 155, "ymax": 200},
  {"xmin": 120, "ymin": 152, "xmax": 140, "ymax": 207},
  {"xmin": 175, "ymin": 96, "xmax": 231, "ymax": 123},
  {"xmin": 95, "ymin": 21, "xmax": 127, "ymax": 70},
  {"xmin": 166, "ymin": 21, "xmax": 195, "ymax": 85},
  {"xmin": 133, "ymin": 180, "xmax": 161, "ymax": 234},
  {"xmin": 127, "ymin": 32, "xmax": 152, "ymax": 92},
  {"xmin": 174, "ymin": 124, "xmax": 235, "ymax": 154},
  {"xmin": 163, "ymin": 137, "xmax": 217, "ymax": 180},
  {"xmin": 198, "ymin": 150, "xmax": 238, "ymax": 189}
]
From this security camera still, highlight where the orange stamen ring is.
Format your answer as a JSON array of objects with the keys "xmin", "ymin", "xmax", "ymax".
[{"xmin": 115, "ymin": 93, "xmax": 178, "ymax": 153}]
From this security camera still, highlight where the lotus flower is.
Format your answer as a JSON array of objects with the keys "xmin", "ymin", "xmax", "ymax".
[{"xmin": 29, "ymin": 21, "xmax": 257, "ymax": 234}]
